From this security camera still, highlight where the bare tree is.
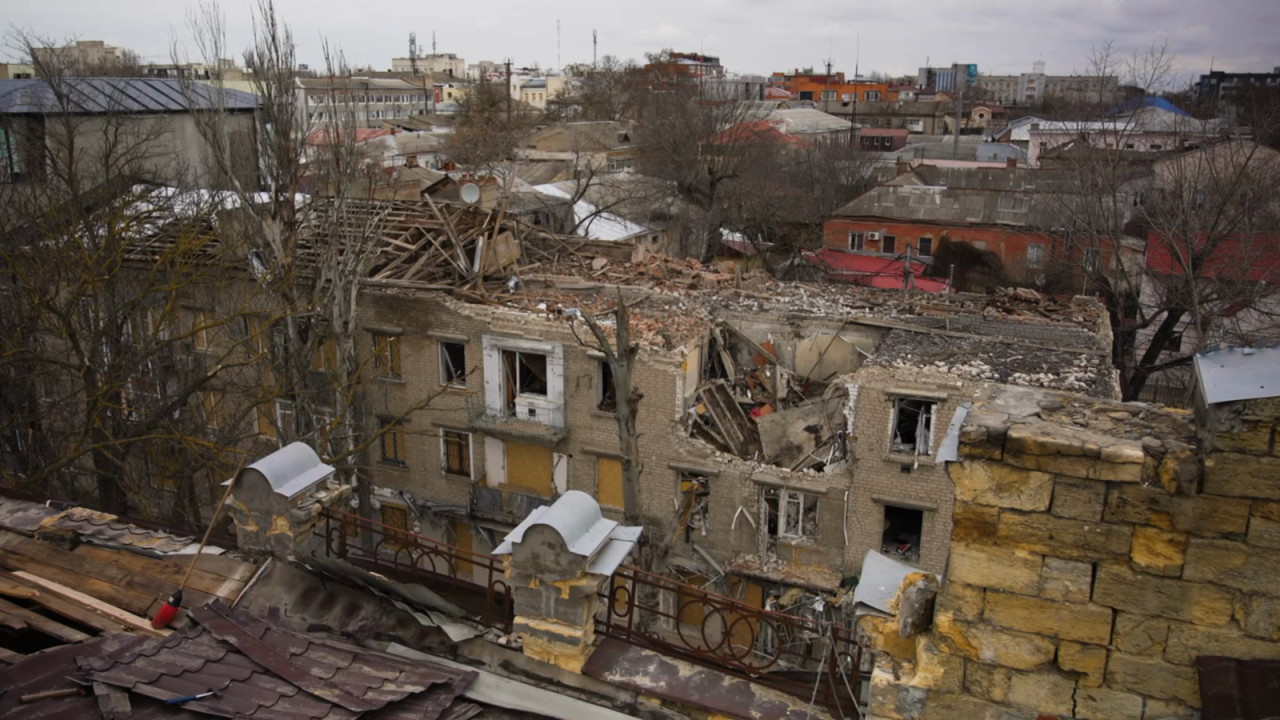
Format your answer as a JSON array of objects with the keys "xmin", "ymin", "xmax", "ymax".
[
  {"xmin": 0, "ymin": 32, "xmax": 271, "ymax": 519},
  {"xmin": 1044, "ymin": 42, "xmax": 1280, "ymax": 401}
]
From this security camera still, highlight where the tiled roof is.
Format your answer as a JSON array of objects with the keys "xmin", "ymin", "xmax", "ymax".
[{"xmin": 78, "ymin": 602, "xmax": 480, "ymax": 719}]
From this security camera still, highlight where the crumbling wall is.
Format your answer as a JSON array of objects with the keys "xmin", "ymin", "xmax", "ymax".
[{"xmin": 866, "ymin": 385, "xmax": 1280, "ymax": 720}]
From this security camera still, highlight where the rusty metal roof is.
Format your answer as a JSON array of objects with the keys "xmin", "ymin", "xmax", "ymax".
[{"xmin": 75, "ymin": 602, "xmax": 480, "ymax": 719}]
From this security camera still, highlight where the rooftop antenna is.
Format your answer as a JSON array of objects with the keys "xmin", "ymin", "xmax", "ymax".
[
  {"xmin": 408, "ymin": 32, "xmax": 418, "ymax": 76},
  {"xmin": 557, "ymin": 19, "xmax": 561, "ymax": 72},
  {"xmin": 432, "ymin": 31, "xmax": 437, "ymax": 56},
  {"xmin": 855, "ymin": 34, "xmax": 860, "ymax": 79}
]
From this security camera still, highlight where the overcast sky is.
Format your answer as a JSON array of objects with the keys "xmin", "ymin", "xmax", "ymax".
[{"xmin": 7, "ymin": 0, "xmax": 1279, "ymax": 85}]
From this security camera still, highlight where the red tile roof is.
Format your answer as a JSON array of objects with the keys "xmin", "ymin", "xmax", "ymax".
[
  {"xmin": 806, "ymin": 249, "xmax": 951, "ymax": 292},
  {"xmin": 701, "ymin": 120, "xmax": 803, "ymax": 146},
  {"xmin": 1145, "ymin": 232, "xmax": 1280, "ymax": 283}
]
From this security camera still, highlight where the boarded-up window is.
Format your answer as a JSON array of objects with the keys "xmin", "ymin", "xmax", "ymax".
[
  {"xmin": 257, "ymin": 403, "xmax": 275, "ymax": 438},
  {"xmin": 380, "ymin": 504, "xmax": 410, "ymax": 549},
  {"xmin": 452, "ymin": 519, "xmax": 473, "ymax": 576},
  {"xmin": 379, "ymin": 418, "xmax": 406, "ymax": 466},
  {"xmin": 193, "ymin": 310, "xmax": 211, "ymax": 350},
  {"xmin": 596, "ymin": 456, "xmax": 624, "ymax": 508},
  {"xmin": 372, "ymin": 332, "xmax": 401, "ymax": 377},
  {"xmin": 505, "ymin": 441, "xmax": 553, "ymax": 497},
  {"xmin": 442, "ymin": 429, "xmax": 472, "ymax": 477},
  {"xmin": 202, "ymin": 390, "xmax": 223, "ymax": 429}
]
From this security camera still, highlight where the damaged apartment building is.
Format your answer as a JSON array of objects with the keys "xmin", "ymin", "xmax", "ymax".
[{"xmin": 332, "ymin": 214, "xmax": 1119, "ymax": 614}]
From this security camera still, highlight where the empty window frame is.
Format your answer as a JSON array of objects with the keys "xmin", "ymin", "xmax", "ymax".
[
  {"xmin": 372, "ymin": 332, "xmax": 401, "ymax": 378},
  {"xmin": 1083, "ymin": 247, "xmax": 1102, "ymax": 273},
  {"xmin": 597, "ymin": 360, "xmax": 617, "ymax": 411},
  {"xmin": 882, "ymin": 235, "xmax": 897, "ymax": 255},
  {"xmin": 849, "ymin": 231, "xmax": 866, "ymax": 252},
  {"xmin": 881, "ymin": 505, "xmax": 924, "ymax": 563},
  {"xmin": 439, "ymin": 341, "xmax": 467, "ymax": 387},
  {"xmin": 441, "ymin": 429, "xmax": 472, "ymax": 477},
  {"xmin": 379, "ymin": 418, "xmax": 406, "ymax": 466},
  {"xmin": 501, "ymin": 349, "xmax": 548, "ymax": 412},
  {"xmin": 678, "ymin": 471, "xmax": 712, "ymax": 541},
  {"xmin": 890, "ymin": 397, "xmax": 936, "ymax": 455},
  {"xmin": 763, "ymin": 486, "xmax": 818, "ymax": 541},
  {"xmin": 1027, "ymin": 243, "xmax": 1047, "ymax": 269},
  {"xmin": 916, "ymin": 237, "xmax": 933, "ymax": 256}
]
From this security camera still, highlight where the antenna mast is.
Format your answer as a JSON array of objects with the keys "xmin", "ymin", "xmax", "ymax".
[
  {"xmin": 557, "ymin": 19, "xmax": 561, "ymax": 72},
  {"xmin": 432, "ymin": 31, "xmax": 437, "ymax": 55},
  {"xmin": 408, "ymin": 32, "xmax": 418, "ymax": 76},
  {"xmin": 593, "ymin": 30, "xmax": 598, "ymax": 69}
]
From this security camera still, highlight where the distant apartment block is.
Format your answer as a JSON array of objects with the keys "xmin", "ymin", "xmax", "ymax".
[
  {"xmin": 30, "ymin": 40, "xmax": 130, "ymax": 69},
  {"xmin": 976, "ymin": 61, "xmax": 1120, "ymax": 106},
  {"xmin": 1195, "ymin": 67, "xmax": 1280, "ymax": 103},
  {"xmin": 298, "ymin": 77, "xmax": 432, "ymax": 128},
  {"xmin": 391, "ymin": 53, "xmax": 465, "ymax": 79},
  {"xmin": 645, "ymin": 52, "xmax": 724, "ymax": 79},
  {"xmin": 916, "ymin": 63, "xmax": 977, "ymax": 93}
]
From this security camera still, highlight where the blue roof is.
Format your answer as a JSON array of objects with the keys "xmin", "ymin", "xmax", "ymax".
[
  {"xmin": 1106, "ymin": 96, "xmax": 1190, "ymax": 117},
  {"xmin": 0, "ymin": 77, "xmax": 259, "ymax": 115}
]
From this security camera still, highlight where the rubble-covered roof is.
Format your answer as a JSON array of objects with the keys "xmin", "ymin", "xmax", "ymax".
[{"xmin": 866, "ymin": 328, "xmax": 1118, "ymax": 398}]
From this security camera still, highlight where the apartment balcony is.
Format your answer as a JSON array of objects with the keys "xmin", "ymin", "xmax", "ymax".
[
  {"xmin": 470, "ymin": 485, "xmax": 554, "ymax": 524},
  {"xmin": 467, "ymin": 396, "xmax": 568, "ymax": 444}
]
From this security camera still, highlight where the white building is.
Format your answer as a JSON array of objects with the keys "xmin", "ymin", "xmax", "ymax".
[{"xmin": 391, "ymin": 53, "xmax": 465, "ymax": 79}]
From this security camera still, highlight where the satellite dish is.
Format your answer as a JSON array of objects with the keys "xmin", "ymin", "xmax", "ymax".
[{"xmin": 460, "ymin": 183, "xmax": 481, "ymax": 205}]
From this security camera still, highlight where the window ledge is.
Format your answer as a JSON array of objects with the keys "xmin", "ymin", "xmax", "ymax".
[
  {"xmin": 590, "ymin": 409, "xmax": 617, "ymax": 419},
  {"xmin": 777, "ymin": 537, "xmax": 818, "ymax": 548},
  {"xmin": 443, "ymin": 472, "xmax": 473, "ymax": 482},
  {"xmin": 885, "ymin": 452, "xmax": 936, "ymax": 466},
  {"xmin": 378, "ymin": 461, "xmax": 409, "ymax": 471},
  {"xmin": 378, "ymin": 376, "xmax": 405, "ymax": 384}
]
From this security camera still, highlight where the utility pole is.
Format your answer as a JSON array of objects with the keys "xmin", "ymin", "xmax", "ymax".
[
  {"xmin": 593, "ymin": 30, "xmax": 598, "ymax": 70},
  {"xmin": 953, "ymin": 81, "xmax": 964, "ymax": 159},
  {"xmin": 505, "ymin": 58, "xmax": 512, "ymax": 123}
]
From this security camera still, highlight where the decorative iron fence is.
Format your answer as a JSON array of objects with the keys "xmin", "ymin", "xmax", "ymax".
[
  {"xmin": 599, "ymin": 565, "xmax": 863, "ymax": 716},
  {"xmin": 318, "ymin": 507, "xmax": 513, "ymax": 631}
]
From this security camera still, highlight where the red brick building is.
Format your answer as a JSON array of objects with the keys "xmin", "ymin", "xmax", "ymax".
[
  {"xmin": 857, "ymin": 127, "xmax": 910, "ymax": 152},
  {"xmin": 821, "ymin": 166, "xmax": 1083, "ymax": 284}
]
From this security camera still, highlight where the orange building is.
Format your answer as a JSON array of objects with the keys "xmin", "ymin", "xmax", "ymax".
[{"xmin": 768, "ymin": 70, "xmax": 895, "ymax": 102}]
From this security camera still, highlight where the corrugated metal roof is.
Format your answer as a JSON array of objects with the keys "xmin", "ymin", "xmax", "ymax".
[
  {"xmin": 79, "ymin": 602, "xmax": 480, "ymax": 719},
  {"xmin": 0, "ymin": 77, "xmax": 259, "ymax": 114},
  {"xmin": 1194, "ymin": 346, "xmax": 1280, "ymax": 405}
]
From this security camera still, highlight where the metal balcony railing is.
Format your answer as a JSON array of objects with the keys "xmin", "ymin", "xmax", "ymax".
[{"xmin": 470, "ymin": 485, "xmax": 553, "ymax": 523}]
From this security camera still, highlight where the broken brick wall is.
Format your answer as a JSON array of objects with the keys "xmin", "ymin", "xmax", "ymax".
[{"xmin": 865, "ymin": 384, "xmax": 1280, "ymax": 720}]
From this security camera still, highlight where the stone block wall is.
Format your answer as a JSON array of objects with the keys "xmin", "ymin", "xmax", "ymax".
[{"xmin": 866, "ymin": 385, "xmax": 1280, "ymax": 720}]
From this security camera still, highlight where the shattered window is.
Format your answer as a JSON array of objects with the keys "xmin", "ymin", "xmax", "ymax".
[
  {"xmin": 379, "ymin": 417, "xmax": 406, "ymax": 466},
  {"xmin": 678, "ymin": 472, "xmax": 711, "ymax": 542},
  {"xmin": 763, "ymin": 487, "xmax": 818, "ymax": 541},
  {"xmin": 597, "ymin": 360, "xmax": 617, "ymax": 411},
  {"xmin": 501, "ymin": 350, "xmax": 548, "ymax": 413},
  {"xmin": 440, "ymin": 341, "xmax": 466, "ymax": 387},
  {"xmin": 372, "ymin": 332, "xmax": 401, "ymax": 378},
  {"xmin": 882, "ymin": 505, "xmax": 924, "ymax": 564},
  {"xmin": 891, "ymin": 398, "xmax": 935, "ymax": 455}
]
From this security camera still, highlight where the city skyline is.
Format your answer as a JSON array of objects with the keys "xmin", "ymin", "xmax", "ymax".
[{"xmin": 5, "ymin": 0, "xmax": 1278, "ymax": 84}]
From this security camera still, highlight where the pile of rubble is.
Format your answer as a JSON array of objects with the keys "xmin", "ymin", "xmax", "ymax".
[{"xmin": 869, "ymin": 330, "xmax": 1117, "ymax": 398}]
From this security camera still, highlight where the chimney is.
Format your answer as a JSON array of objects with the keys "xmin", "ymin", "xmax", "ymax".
[
  {"xmin": 226, "ymin": 443, "xmax": 348, "ymax": 558},
  {"xmin": 1006, "ymin": 157, "xmax": 1018, "ymax": 169}
]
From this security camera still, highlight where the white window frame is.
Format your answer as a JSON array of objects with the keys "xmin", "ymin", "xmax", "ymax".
[
  {"xmin": 890, "ymin": 397, "xmax": 936, "ymax": 456},
  {"xmin": 849, "ymin": 231, "xmax": 866, "ymax": 251},
  {"xmin": 1027, "ymin": 243, "xmax": 1047, "ymax": 269},
  {"xmin": 440, "ymin": 428, "xmax": 474, "ymax": 478},
  {"xmin": 767, "ymin": 487, "xmax": 819, "ymax": 541},
  {"xmin": 439, "ymin": 340, "xmax": 467, "ymax": 388}
]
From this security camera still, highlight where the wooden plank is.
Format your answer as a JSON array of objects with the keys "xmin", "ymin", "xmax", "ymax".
[
  {"xmin": 0, "ymin": 535, "xmax": 222, "ymax": 610},
  {"xmin": 0, "ymin": 546, "xmax": 158, "ymax": 617},
  {"xmin": 71, "ymin": 544, "xmax": 246, "ymax": 601},
  {"xmin": 0, "ymin": 597, "xmax": 91, "ymax": 643},
  {"xmin": 12, "ymin": 571, "xmax": 164, "ymax": 637},
  {"xmin": 0, "ymin": 608, "xmax": 28, "ymax": 630},
  {"xmin": 158, "ymin": 552, "xmax": 259, "ymax": 584},
  {"xmin": 0, "ymin": 574, "xmax": 40, "ymax": 599}
]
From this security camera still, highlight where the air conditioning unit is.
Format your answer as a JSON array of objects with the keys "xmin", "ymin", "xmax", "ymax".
[{"xmin": 867, "ymin": 232, "xmax": 881, "ymax": 241}]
